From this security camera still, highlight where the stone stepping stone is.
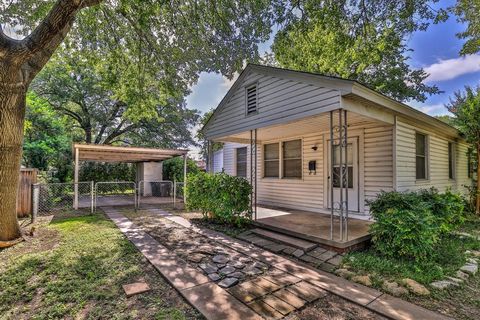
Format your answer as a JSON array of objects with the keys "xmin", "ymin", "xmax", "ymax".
[
  {"xmin": 251, "ymin": 261, "xmax": 268, "ymax": 270},
  {"xmin": 219, "ymin": 265, "xmax": 236, "ymax": 275},
  {"xmin": 228, "ymin": 261, "xmax": 245, "ymax": 269},
  {"xmin": 122, "ymin": 282, "xmax": 150, "ymax": 297},
  {"xmin": 248, "ymin": 300, "xmax": 283, "ymax": 319},
  {"xmin": 431, "ymin": 280, "xmax": 459, "ymax": 290},
  {"xmin": 230, "ymin": 271, "xmax": 245, "ymax": 279},
  {"xmin": 292, "ymin": 249, "xmax": 305, "ymax": 258},
  {"xmin": 316, "ymin": 250, "xmax": 337, "ymax": 261},
  {"xmin": 218, "ymin": 277, "xmax": 239, "ymax": 288},
  {"xmin": 460, "ymin": 263, "xmax": 478, "ymax": 275},
  {"xmin": 199, "ymin": 262, "xmax": 218, "ymax": 274},
  {"xmin": 212, "ymin": 254, "xmax": 230, "ymax": 264},
  {"xmin": 243, "ymin": 266, "xmax": 263, "ymax": 276},
  {"xmin": 208, "ymin": 273, "xmax": 221, "ymax": 281},
  {"xmin": 188, "ymin": 253, "xmax": 205, "ymax": 263},
  {"xmin": 262, "ymin": 295, "xmax": 296, "ymax": 316},
  {"xmin": 286, "ymin": 281, "xmax": 328, "ymax": 302},
  {"xmin": 326, "ymin": 255, "xmax": 343, "ymax": 266}
]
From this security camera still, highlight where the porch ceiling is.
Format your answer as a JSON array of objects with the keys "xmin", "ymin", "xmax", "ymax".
[{"xmin": 216, "ymin": 111, "xmax": 388, "ymax": 143}]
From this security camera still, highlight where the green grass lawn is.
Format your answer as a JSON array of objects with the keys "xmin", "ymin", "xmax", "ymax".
[{"xmin": 0, "ymin": 213, "xmax": 200, "ymax": 320}]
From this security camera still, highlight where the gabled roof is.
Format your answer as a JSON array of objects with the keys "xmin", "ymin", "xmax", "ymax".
[{"xmin": 202, "ymin": 64, "xmax": 460, "ymax": 138}]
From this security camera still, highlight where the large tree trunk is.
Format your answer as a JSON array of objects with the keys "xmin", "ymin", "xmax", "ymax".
[
  {"xmin": 0, "ymin": 64, "xmax": 26, "ymax": 242},
  {"xmin": 477, "ymin": 144, "xmax": 480, "ymax": 214},
  {"xmin": 0, "ymin": 0, "xmax": 103, "ymax": 243}
]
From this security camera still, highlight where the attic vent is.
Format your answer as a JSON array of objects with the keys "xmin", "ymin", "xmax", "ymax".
[{"xmin": 246, "ymin": 85, "xmax": 258, "ymax": 115}]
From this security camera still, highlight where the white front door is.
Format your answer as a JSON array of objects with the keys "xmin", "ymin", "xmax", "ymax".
[{"xmin": 327, "ymin": 137, "xmax": 359, "ymax": 212}]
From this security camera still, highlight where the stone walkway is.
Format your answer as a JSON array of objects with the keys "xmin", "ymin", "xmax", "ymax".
[{"xmin": 103, "ymin": 207, "xmax": 452, "ymax": 320}]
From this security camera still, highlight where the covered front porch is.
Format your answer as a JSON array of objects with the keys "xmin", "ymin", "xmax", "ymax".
[
  {"xmin": 255, "ymin": 205, "xmax": 372, "ymax": 250},
  {"xmin": 207, "ymin": 107, "xmax": 393, "ymax": 250}
]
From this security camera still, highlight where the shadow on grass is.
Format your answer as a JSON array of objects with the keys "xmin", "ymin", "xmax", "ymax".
[{"xmin": 0, "ymin": 213, "xmax": 196, "ymax": 320}]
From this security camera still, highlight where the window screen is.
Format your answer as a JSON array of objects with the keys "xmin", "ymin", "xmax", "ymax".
[
  {"xmin": 448, "ymin": 142, "xmax": 455, "ymax": 179},
  {"xmin": 264, "ymin": 143, "xmax": 279, "ymax": 177},
  {"xmin": 283, "ymin": 140, "xmax": 302, "ymax": 178},
  {"xmin": 416, "ymin": 133, "xmax": 427, "ymax": 180},
  {"xmin": 246, "ymin": 85, "xmax": 257, "ymax": 114},
  {"xmin": 236, "ymin": 147, "xmax": 247, "ymax": 178},
  {"xmin": 468, "ymin": 148, "xmax": 473, "ymax": 178}
]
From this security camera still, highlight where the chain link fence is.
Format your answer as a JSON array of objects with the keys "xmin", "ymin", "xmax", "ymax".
[
  {"xmin": 173, "ymin": 181, "xmax": 185, "ymax": 209},
  {"xmin": 34, "ymin": 182, "xmax": 94, "ymax": 215},
  {"xmin": 137, "ymin": 180, "xmax": 173, "ymax": 208},
  {"xmin": 94, "ymin": 181, "xmax": 137, "ymax": 211}
]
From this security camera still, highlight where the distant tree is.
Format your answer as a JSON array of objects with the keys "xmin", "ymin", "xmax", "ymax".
[
  {"xmin": 454, "ymin": 0, "xmax": 480, "ymax": 55},
  {"xmin": 435, "ymin": 115, "xmax": 457, "ymax": 128},
  {"xmin": 163, "ymin": 157, "xmax": 201, "ymax": 182},
  {"xmin": 272, "ymin": 0, "xmax": 445, "ymax": 102},
  {"xmin": 197, "ymin": 110, "xmax": 224, "ymax": 160},
  {"xmin": 32, "ymin": 52, "xmax": 200, "ymax": 147},
  {"xmin": 446, "ymin": 86, "xmax": 480, "ymax": 214},
  {"xmin": 22, "ymin": 93, "xmax": 75, "ymax": 182}
]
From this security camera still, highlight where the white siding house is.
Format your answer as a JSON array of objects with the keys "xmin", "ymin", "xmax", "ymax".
[{"xmin": 203, "ymin": 64, "xmax": 472, "ymax": 219}]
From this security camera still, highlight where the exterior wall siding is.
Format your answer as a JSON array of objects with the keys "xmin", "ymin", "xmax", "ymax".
[
  {"xmin": 206, "ymin": 71, "xmax": 341, "ymax": 139},
  {"xmin": 395, "ymin": 117, "xmax": 472, "ymax": 194},
  {"xmin": 221, "ymin": 122, "xmax": 395, "ymax": 214}
]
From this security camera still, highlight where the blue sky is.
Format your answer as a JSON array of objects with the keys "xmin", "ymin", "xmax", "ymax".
[{"xmin": 186, "ymin": 3, "xmax": 480, "ymax": 118}]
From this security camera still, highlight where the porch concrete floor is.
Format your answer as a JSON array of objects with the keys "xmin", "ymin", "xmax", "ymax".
[{"xmin": 255, "ymin": 206, "xmax": 372, "ymax": 250}]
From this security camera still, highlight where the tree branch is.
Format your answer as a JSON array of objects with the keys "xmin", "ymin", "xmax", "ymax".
[{"xmin": 20, "ymin": 0, "xmax": 103, "ymax": 83}]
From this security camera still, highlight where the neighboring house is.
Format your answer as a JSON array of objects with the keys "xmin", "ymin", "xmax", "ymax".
[{"xmin": 202, "ymin": 64, "xmax": 472, "ymax": 219}]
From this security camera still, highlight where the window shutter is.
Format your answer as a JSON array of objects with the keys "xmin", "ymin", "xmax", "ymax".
[{"xmin": 246, "ymin": 85, "xmax": 257, "ymax": 114}]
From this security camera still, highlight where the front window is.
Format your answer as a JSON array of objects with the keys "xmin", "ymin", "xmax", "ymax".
[
  {"xmin": 264, "ymin": 143, "xmax": 279, "ymax": 178},
  {"xmin": 283, "ymin": 140, "xmax": 302, "ymax": 178},
  {"xmin": 236, "ymin": 147, "xmax": 247, "ymax": 178},
  {"xmin": 416, "ymin": 132, "xmax": 428, "ymax": 180},
  {"xmin": 448, "ymin": 142, "xmax": 455, "ymax": 180}
]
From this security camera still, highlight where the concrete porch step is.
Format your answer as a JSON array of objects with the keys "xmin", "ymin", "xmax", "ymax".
[{"xmin": 250, "ymin": 228, "xmax": 317, "ymax": 252}]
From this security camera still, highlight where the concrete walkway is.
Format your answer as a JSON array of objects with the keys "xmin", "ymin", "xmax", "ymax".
[{"xmin": 103, "ymin": 207, "xmax": 451, "ymax": 320}]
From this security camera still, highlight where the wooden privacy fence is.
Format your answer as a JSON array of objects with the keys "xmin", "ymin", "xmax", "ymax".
[{"xmin": 17, "ymin": 168, "xmax": 38, "ymax": 217}]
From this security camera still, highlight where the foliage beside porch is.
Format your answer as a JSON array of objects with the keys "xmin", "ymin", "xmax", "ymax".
[{"xmin": 185, "ymin": 172, "xmax": 252, "ymax": 226}]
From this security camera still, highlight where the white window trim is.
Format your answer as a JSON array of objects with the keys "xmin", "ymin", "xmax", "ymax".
[
  {"xmin": 261, "ymin": 138, "xmax": 303, "ymax": 180},
  {"xmin": 415, "ymin": 131, "xmax": 430, "ymax": 182}
]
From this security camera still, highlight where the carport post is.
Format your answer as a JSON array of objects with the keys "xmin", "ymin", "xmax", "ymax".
[
  {"xmin": 183, "ymin": 154, "xmax": 187, "ymax": 204},
  {"xmin": 74, "ymin": 147, "xmax": 79, "ymax": 210}
]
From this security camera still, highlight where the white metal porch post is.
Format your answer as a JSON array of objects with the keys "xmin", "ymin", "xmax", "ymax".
[
  {"xmin": 183, "ymin": 154, "xmax": 187, "ymax": 204},
  {"xmin": 250, "ymin": 129, "xmax": 257, "ymax": 220}
]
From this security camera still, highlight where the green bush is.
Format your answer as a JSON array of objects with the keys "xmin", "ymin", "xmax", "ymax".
[
  {"xmin": 162, "ymin": 157, "xmax": 201, "ymax": 182},
  {"xmin": 370, "ymin": 206, "xmax": 439, "ymax": 261},
  {"xmin": 185, "ymin": 172, "xmax": 252, "ymax": 226},
  {"xmin": 368, "ymin": 188, "xmax": 465, "ymax": 261}
]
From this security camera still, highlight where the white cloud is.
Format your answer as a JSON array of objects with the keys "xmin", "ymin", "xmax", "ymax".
[
  {"xmin": 424, "ymin": 55, "xmax": 480, "ymax": 82},
  {"xmin": 412, "ymin": 103, "xmax": 450, "ymax": 116}
]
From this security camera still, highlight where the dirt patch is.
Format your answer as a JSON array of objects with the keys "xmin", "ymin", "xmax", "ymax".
[{"xmin": 287, "ymin": 294, "xmax": 386, "ymax": 320}]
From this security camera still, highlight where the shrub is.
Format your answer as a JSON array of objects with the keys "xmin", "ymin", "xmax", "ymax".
[
  {"xmin": 185, "ymin": 172, "xmax": 252, "ymax": 226},
  {"xmin": 368, "ymin": 188, "xmax": 466, "ymax": 261},
  {"xmin": 370, "ymin": 206, "xmax": 439, "ymax": 261},
  {"xmin": 417, "ymin": 188, "xmax": 465, "ymax": 233}
]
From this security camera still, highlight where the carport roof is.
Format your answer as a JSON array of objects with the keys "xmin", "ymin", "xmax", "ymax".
[{"xmin": 73, "ymin": 144, "xmax": 188, "ymax": 163}]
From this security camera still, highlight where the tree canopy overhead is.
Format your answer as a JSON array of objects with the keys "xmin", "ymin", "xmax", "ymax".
[
  {"xmin": 0, "ymin": 0, "xmax": 292, "ymax": 243},
  {"xmin": 271, "ymin": 0, "xmax": 446, "ymax": 102}
]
